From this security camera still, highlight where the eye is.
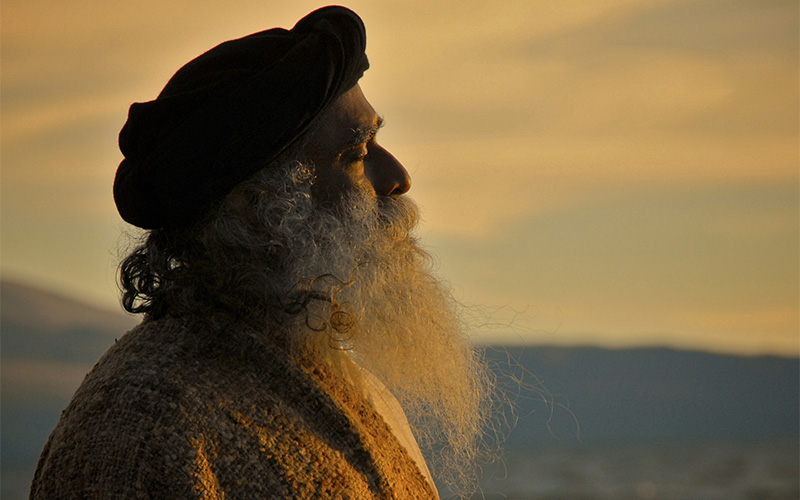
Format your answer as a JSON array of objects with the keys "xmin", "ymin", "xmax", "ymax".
[{"xmin": 348, "ymin": 146, "xmax": 368, "ymax": 163}]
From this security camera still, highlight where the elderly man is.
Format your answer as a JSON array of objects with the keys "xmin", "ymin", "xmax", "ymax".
[{"xmin": 31, "ymin": 6, "xmax": 491, "ymax": 499}]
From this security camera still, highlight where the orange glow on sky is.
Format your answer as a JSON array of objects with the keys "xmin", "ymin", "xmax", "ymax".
[{"xmin": 2, "ymin": 0, "xmax": 797, "ymax": 356}]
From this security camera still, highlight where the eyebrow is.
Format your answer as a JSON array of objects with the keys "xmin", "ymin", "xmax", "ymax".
[{"xmin": 343, "ymin": 115, "xmax": 384, "ymax": 149}]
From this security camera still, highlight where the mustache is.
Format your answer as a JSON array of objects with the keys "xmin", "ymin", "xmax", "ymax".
[
  {"xmin": 320, "ymin": 188, "xmax": 420, "ymax": 244},
  {"xmin": 377, "ymin": 195, "xmax": 418, "ymax": 226}
]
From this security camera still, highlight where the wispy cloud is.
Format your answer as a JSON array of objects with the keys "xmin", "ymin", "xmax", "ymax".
[
  {"xmin": 429, "ymin": 181, "xmax": 799, "ymax": 354},
  {"xmin": 1, "ymin": 0, "xmax": 796, "ymax": 354}
]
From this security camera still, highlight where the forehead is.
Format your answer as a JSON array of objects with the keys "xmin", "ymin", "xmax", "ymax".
[{"xmin": 306, "ymin": 84, "xmax": 379, "ymax": 152}]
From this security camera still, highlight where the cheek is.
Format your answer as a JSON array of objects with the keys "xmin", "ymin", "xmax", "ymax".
[{"xmin": 311, "ymin": 162, "xmax": 373, "ymax": 202}]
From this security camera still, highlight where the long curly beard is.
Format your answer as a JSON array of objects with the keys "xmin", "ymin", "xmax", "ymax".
[{"xmin": 213, "ymin": 161, "xmax": 494, "ymax": 495}]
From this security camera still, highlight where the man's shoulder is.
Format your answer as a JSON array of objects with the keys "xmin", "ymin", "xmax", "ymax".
[
  {"xmin": 73, "ymin": 318, "xmax": 195, "ymax": 400},
  {"xmin": 70, "ymin": 317, "xmax": 295, "ymax": 411},
  {"xmin": 31, "ymin": 318, "xmax": 318, "ymax": 497},
  {"xmin": 45, "ymin": 320, "xmax": 209, "ymax": 439}
]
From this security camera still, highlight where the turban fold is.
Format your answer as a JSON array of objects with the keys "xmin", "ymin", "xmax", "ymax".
[{"xmin": 113, "ymin": 6, "xmax": 369, "ymax": 229}]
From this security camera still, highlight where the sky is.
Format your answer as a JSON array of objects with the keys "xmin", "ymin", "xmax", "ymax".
[{"xmin": 2, "ymin": 0, "xmax": 798, "ymax": 356}]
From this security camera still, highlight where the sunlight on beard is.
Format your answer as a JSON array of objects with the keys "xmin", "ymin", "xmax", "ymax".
[
  {"xmin": 322, "ymin": 191, "xmax": 493, "ymax": 493},
  {"xmin": 228, "ymin": 161, "xmax": 496, "ymax": 495}
]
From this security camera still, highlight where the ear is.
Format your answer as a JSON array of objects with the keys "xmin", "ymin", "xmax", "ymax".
[{"xmin": 221, "ymin": 182, "xmax": 266, "ymax": 231}]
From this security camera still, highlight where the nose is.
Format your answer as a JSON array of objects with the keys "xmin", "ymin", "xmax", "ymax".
[{"xmin": 365, "ymin": 144, "xmax": 411, "ymax": 196}]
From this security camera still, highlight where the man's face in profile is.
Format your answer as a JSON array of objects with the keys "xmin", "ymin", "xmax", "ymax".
[
  {"xmin": 206, "ymin": 82, "xmax": 491, "ymax": 493},
  {"xmin": 303, "ymin": 84, "xmax": 411, "ymax": 203}
]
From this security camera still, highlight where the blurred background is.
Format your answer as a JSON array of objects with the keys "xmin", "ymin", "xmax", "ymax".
[{"xmin": 2, "ymin": 1, "xmax": 798, "ymax": 498}]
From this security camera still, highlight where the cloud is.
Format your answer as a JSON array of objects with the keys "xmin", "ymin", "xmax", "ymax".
[
  {"xmin": 367, "ymin": 0, "xmax": 799, "ymax": 236},
  {"xmin": 1, "ymin": 0, "xmax": 796, "ymax": 355},
  {"xmin": 428, "ymin": 180, "xmax": 799, "ymax": 354}
]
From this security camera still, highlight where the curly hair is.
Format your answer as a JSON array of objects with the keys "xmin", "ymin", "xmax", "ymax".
[{"xmin": 118, "ymin": 159, "xmax": 346, "ymax": 336}]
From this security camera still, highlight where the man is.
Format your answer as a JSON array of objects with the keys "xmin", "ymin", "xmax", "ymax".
[{"xmin": 31, "ymin": 6, "xmax": 492, "ymax": 499}]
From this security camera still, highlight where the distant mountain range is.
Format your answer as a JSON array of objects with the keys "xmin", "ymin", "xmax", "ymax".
[
  {"xmin": 1, "ymin": 280, "xmax": 798, "ymax": 498},
  {"xmin": 485, "ymin": 345, "xmax": 799, "ymax": 449}
]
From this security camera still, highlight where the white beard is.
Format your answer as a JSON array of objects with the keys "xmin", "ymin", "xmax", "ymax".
[{"xmin": 220, "ymin": 161, "xmax": 494, "ymax": 494}]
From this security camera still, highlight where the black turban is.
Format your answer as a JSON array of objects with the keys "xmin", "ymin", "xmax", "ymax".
[{"xmin": 113, "ymin": 6, "xmax": 369, "ymax": 229}]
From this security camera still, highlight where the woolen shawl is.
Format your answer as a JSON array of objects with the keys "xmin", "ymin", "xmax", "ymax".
[{"xmin": 30, "ymin": 318, "xmax": 438, "ymax": 498}]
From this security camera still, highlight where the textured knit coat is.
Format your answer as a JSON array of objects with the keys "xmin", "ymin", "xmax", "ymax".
[{"xmin": 30, "ymin": 318, "xmax": 438, "ymax": 499}]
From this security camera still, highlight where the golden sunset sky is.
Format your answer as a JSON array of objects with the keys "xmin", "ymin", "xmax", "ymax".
[{"xmin": 2, "ymin": 0, "xmax": 797, "ymax": 356}]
